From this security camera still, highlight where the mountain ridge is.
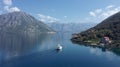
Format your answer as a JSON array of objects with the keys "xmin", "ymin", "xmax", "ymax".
[
  {"xmin": 71, "ymin": 11, "xmax": 120, "ymax": 48},
  {"xmin": 0, "ymin": 11, "xmax": 54, "ymax": 33}
]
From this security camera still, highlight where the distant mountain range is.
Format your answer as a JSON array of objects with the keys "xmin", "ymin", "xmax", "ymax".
[
  {"xmin": 0, "ymin": 12, "xmax": 54, "ymax": 33},
  {"xmin": 71, "ymin": 12, "xmax": 120, "ymax": 48},
  {"xmin": 47, "ymin": 22, "xmax": 97, "ymax": 34}
]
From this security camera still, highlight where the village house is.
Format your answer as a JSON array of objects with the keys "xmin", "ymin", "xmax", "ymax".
[{"xmin": 100, "ymin": 36, "xmax": 112, "ymax": 44}]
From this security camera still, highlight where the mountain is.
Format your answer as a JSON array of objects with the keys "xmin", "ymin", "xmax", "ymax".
[
  {"xmin": 71, "ymin": 12, "xmax": 120, "ymax": 48},
  {"xmin": 47, "ymin": 22, "xmax": 97, "ymax": 34},
  {"xmin": 0, "ymin": 11, "xmax": 54, "ymax": 33}
]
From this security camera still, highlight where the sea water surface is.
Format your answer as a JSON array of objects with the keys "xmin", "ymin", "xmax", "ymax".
[{"xmin": 0, "ymin": 32, "xmax": 120, "ymax": 67}]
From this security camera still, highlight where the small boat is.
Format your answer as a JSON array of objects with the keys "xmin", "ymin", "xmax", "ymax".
[{"xmin": 57, "ymin": 44, "xmax": 62, "ymax": 50}]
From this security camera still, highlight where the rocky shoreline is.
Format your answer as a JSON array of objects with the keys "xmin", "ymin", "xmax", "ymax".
[{"xmin": 71, "ymin": 37, "xmax": 120, "ymax": 50}]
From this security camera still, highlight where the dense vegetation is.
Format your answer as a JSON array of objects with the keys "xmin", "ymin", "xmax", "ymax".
[{"xmin": 71, "ymin": 12, "xmax": 120, "ymax": 48}]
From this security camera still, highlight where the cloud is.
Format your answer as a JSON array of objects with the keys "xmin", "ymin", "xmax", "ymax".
[
  {"xmin": 89, "ymin": 9, "xmax": 102, "ymax": 17},
  {"xmin": 10, "ymin": 7, "xmax": 20, "ymax": 12},
  {"xmin": 106, "ymin": 5, "xmax": 114, "ymax": 9},
  {"xmin": 87, "ymin": 5, "xmax": 120, "ymax": 23},
  {"xmin": 37, "ymin": 14, "xmax": 59, "ymax": 23},
  {"xmin": 3, "ymin": 0, "xmax": 12, "ymax": 6},
  {"xmin": 89, "ymin": 11, "xmax": 96, "ymax": 17},
  {"xmin": 99, "ymin": 6, "xmax": 120, "ymax": 19},
  {"xmin": 64, "ymin": 16, "xmax": 67, "ymax": 18},
  {"xmin": 4, "ymin": 6, "xmax": 20, "ymax": 12},
  {"xmin": 100, "ymin": 8, "xmax": 120, "ymax": 19},
  {"xmin": 3, "ymin": 0, "xmax": 20, "ymax": 13},
  {"xmin": 95, "ymin": 9, "xmax": 102, "ymax": 14}
]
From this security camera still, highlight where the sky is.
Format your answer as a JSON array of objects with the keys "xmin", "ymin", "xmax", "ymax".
[{"xmin": 0, "ymin": 0, "xmax": 120, "ymax": 23}]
